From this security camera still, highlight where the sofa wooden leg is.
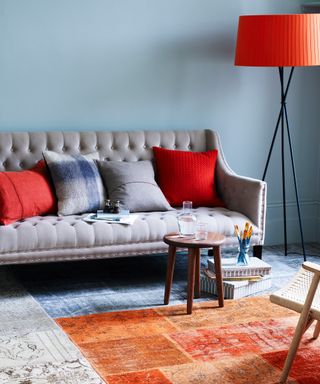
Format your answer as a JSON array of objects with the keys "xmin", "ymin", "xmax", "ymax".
[{"xmin": 253, "ymin": 245, "xmax": 263, "ymax": 259}]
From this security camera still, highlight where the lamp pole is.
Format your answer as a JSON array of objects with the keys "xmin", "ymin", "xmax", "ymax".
[{"xmin": 262, "ymin": 67, "xmax": 306, "ymax": 261}]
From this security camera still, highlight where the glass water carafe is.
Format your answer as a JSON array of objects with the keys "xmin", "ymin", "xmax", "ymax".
[{"xmin": 177, "ymin": 201, "xmax": 197, "ymax": 237}]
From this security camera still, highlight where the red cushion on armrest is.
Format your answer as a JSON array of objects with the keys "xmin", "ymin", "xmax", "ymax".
[{"xmin": 0, "ymin": 160, "xmax": 57, "ymax": 225}]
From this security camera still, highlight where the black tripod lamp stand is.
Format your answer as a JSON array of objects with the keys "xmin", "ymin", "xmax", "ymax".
[{"xmin": 234, "ymin": 14, "xmax": 320, "ymax": 261}]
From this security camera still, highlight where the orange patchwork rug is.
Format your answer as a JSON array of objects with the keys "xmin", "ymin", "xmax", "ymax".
[{"xmin": 56, "ymin": 296, "xmax": 320, "ymax": 384}]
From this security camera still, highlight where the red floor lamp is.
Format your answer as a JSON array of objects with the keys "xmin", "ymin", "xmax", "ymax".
[{"xmin": 234, "ymin": 14, "xmax": 320, "ymax": 261}]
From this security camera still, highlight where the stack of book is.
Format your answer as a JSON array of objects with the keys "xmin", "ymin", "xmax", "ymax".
[{"xmin": 200, "ymin": 257, "xmax": 272, "ymax": 299}]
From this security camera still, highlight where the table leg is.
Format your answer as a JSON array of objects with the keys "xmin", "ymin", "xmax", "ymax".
[
  {"xmin": 187, "ymin": 248, "xmax": 196, "ymax": 314},
  {"xmin": 194, "ymin": 248, "xmax": 201, "ymax": 299},
  {"xmin": 213, "ymin": 245, "xmax": 224, "ymax": 307},
  {"xmin": 164, "ymin": 245, "xmax": 177, "ymax": 305}
]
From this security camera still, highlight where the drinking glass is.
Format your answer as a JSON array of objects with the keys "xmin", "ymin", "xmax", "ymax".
[{"xmin": 195, "ymin": 222, "xmax": 208, "ymax": 240}]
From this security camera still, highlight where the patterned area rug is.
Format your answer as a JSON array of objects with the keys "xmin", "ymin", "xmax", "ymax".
[
  {"xmin": 2, "ymin": 244, "xmax": 320, "ymax": 383},
  {"xmin": 56, "ymin": 296, "xmax": 320, "ymax": 384},
  {"xmin": 0, "ymin": 268, "xmax": 104, "ymax": 383}
]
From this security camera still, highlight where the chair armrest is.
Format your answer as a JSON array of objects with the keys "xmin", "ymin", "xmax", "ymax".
[
  {"xmin": 303, "ymin": 262, "xmax": 320, "ymax": 275},
  {"xmin": 205, "ymin": 130, "xmax": 267, "ymax": 242}
]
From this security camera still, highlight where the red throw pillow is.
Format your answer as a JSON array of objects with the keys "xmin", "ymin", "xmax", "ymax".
[
  {"xmin": 153, "ymin": 147, "xmax": 224, "ymax": 207},
  {"xmin": 0, "ymin": 160, "xmax": 57, "ymax": 225}
]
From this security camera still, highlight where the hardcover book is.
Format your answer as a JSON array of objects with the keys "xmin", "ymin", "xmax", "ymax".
[
  {"xmin": 207, "ymin": 257, "xmax": 271, "ymax": 278},
  {"xmin": 200, "ymin": 273, "xmax": 272, "ymax": 300}
]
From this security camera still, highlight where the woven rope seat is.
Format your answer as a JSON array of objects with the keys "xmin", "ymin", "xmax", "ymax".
[{"xmin": 270, "ymin": 267, "xmax": 320, "ymax": 320}]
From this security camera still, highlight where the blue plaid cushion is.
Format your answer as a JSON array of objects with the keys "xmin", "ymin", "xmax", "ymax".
[{"xmin": 43, "ymin": 151, "xmax": 105, "ymax": 216}]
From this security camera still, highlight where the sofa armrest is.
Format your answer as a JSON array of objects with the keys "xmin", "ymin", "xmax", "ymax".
[
  {"xmin": 218, "ymin": 171, "xmax": 267, "ymax": 230},
  {"xmin": 205, "ymin": 130, "xmax": 267, "ymax": 243}
]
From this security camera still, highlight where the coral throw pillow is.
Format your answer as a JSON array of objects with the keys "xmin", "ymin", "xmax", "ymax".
[
  {"xmin": 153, "ymin": 147, "xmax": 224, "ymax": 207},
  {"xmin": 0, "ymin": 160, "xmax": 57, "ymax": 225}
]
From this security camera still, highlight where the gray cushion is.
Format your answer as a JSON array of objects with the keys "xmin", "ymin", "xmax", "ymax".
[
  {"xmin": 97, "ymin": 160, "xmax": 172, "ymax": 212},
  {"xmin": 43, "ymin": 151, "xmax": 106, "ymax": 216}
]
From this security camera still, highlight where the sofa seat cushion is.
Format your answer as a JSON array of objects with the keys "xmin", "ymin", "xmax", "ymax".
[{"xmin": 0, "ymin": 208, "xmax": 261, "ymax": 255}]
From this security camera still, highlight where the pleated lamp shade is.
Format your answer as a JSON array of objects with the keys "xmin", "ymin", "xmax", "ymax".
[{"xmin": 235, "ymin": 14, "xmax": 320, "ymax": 67}]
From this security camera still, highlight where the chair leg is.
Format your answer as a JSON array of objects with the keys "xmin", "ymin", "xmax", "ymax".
[
  {"xmin": 313, "ymin": 320, "xmax": 320, "ymax": 339},
  {"xmin": 303, "ymin": 316, "xmax": 314, "ymax": 333},
  {"xmin": 280, "ymin": 273, "xmax": 320, "ymax": 383},
  {"xmin": 280, "ymin": 311, "xmax": 311, "ymax": 383}
]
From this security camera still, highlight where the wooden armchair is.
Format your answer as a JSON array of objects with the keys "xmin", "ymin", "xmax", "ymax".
[{"xmin": 270, "ymin": 261, "xmax": 320, "ymax": 383}]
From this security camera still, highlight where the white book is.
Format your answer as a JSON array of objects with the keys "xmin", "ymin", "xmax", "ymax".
[
  {"xmin": 208, "ymin": 257, "xmax": 271, "ymax": 278},
  {"xmin": 83, "ymin": 213, "xmax": 138, "ymax": 225}
]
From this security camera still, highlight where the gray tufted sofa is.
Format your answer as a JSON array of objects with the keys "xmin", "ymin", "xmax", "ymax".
[{"xmin": 0, "ymin": 129, "xmax": 266, "ymax": 265}]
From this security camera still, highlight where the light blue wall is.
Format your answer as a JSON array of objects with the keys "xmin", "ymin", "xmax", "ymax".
[{"xmin": 1, "ymin": 0, "xmax": 319, "ymax": 245}]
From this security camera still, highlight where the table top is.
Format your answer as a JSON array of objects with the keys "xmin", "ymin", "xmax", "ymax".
[{"xmin": 163, "ymin": 232, "xmax": 225, "ymax": 248}]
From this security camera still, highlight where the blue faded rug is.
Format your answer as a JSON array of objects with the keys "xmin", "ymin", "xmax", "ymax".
[{"xmin": 11, "ymin": 244, "xmax": 320, "ymax": 318}]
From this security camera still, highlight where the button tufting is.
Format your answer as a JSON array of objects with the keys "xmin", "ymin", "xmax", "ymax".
[
  {"xmin": 173, "ymin": 144, "xmax": 177, "ymax": 149},
  {"xmin": 143, "ymin": 145, "xmax": 147, "ymax": 149},
  {"xmin": 62, "ymin": 147, "xmax": 66, "ymax": 152}
]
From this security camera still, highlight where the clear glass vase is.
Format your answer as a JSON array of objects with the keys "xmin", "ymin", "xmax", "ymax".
[
  {"xmin": 177, "ymin": 201, "xmax": 197, "ymax": 237},
  {"xmin": 236, "ymin": 243, "xmax": 250, "ymax": 265}
]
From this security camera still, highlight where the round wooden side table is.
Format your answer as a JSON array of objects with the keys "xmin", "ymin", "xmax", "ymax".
[{"xmin": 163, "ymin": 232, "xmax": 226, "ymax": 314}]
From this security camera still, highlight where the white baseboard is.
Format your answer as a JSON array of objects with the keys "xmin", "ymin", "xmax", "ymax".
[{"xmin": 264, "ymin": 200, "xmax": 318, "ymax": 245}]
